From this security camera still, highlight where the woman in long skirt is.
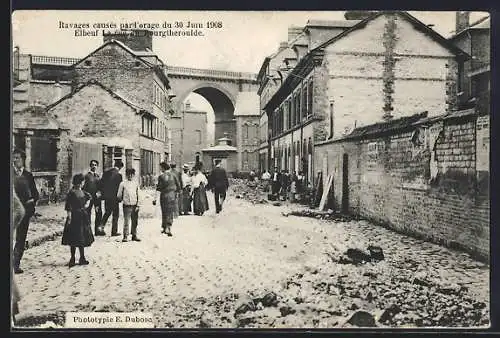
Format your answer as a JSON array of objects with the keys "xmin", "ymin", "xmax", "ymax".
[
  {"xmin": 62, "ymin": 174, "xmax": 94, "ymax": 267},
  {"xmin": 191, "ymin": 162, "xmax": 209, "ymax": 216},
  {"xmin": 154, "ymin": 162, "xmax": 181, "ymax": 236}
]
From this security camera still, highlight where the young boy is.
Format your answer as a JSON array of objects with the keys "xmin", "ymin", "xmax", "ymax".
[{"xmin": 117, "ymin": 168, "xmax": 141, "ymax": 242}]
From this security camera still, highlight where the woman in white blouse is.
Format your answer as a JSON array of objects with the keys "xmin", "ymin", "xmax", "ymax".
[{"xmin": 190, "ymin": 162, "xmax": 209, "ymax": 216}]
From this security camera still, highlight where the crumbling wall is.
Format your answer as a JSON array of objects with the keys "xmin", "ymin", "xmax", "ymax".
[{"xmin": 315, "ymin": 112, "xmax": 490, "ymax": 261}]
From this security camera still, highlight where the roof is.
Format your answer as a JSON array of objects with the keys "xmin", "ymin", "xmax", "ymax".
[
  {"xmin": 346, "ymin": 111, "xmax": 429, "ymax": 139},
  {"xmin": 234, "ymin": 92, "xmax": 260, "ymax": 116},
  {"xmin": 202, "ymin": 144, "xmax": 237, "ymax": 152},
  {"xmin": 73, "ymin": 39, "xmax": 150, "ymax": 68},
  {"xmin": 315, "ymin": 11, "xmax": 470, "ymax": 60},
  {"xmin": 473, "ymin": 17, "xmax": 490, "ymax": 29},
  {"xmin": 316, "ymin": 108, "xmax": 477, "ymax": 146},
  {"xmin": 72, "ymin": 39, "xmax": 170, "ymax": 86},
  {"xmin": 13, "ymin": 106, "xmax": 64, "ymax": 130},
  {"xmin": 305, "ymin": 19, "xmax": 361, "ymax": 28},
  {"xmin": 451, "ymin": 16, "xmax": 490, "ymax": 39},
  {"xmin": 45, "ymin": 79, "xmax": 150, "ymax": 115}
]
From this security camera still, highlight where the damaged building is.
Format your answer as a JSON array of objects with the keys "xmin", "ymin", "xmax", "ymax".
[{"xmin": 258, "ymin": 11, "xmax": 490, "ymax": 260}]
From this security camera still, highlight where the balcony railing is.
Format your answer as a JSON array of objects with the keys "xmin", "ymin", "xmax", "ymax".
[
  {"xmin": 165, "ymin": 66, "xmax": 257, "ymax": 81},
  {"xmin": 31, "ymin": 55, "xmax": 80, "ymax": 66}
]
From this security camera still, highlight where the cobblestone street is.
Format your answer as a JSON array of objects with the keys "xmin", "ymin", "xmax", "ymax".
[{"xmin": 14, "ymin": 189, "xmax": 489, "ymax": 328}]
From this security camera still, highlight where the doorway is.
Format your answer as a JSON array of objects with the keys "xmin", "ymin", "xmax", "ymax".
[{"xmin": 341, "ymin": 153, "xmax": 349, "ymax": 213}]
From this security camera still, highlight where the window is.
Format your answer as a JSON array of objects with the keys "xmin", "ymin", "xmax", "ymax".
[
  {"xmin": 329, "ymin": 100, "xmax": 334, "ymax": 139},
  {"xmin": 295, "ymin": 93, "xmax": 300, "ymax": 125},
  {"xmin": 243, "ymin": 124, "xmax": 249, "ymax": 140},
  {"xmin": 140, "ymin": 149, "xmax": 159, "ymax": 176},
  {"xmin": 141, "ymin": 115, "xmax": 156, "ymax": 138},
  {"xmin": 84, "ymin": 60, "xmax": 91, "ymax": 66},
  {"xmin": 30, "ymin": 136, "xmax": 57, "ymax": 172},
  {"xmin": 195, "ymin": 130, "xmax": 202, "ymax": 145},
  {"xmin": 14, "ymin": 134, "xmax": 26, "ymax": 153},
  {"xmin": 308, "ymin": 80, "xmax": 313, "ymax": 116},
  {"xmin": 287, "ymin": 99, "xmax": 292, "ymax": 129},
  {"xmin": 301, "ymin": 84, "xmax": 307, "ymax": 120},
  {"xmin": 283, "ymin": 102, "xmax": 288, "ymax": 131},
  {"xmin": 242, "ymin": 151, "xmax": 249, "ymax": 170}
]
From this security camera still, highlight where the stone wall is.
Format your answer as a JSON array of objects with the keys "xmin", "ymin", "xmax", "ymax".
[
  {"xmin": 315, "ymin": 111, "xmax": 489, "ymax": 261},
  {"xmin": 74, "ymin": 43, "xmax": 155, "ymax": 111}
]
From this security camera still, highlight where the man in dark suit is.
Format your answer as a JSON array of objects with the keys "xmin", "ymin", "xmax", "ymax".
[
  {"xmin": 97, "ymin": 159, "xmax": 123, "ymax": 236},
  {"xmin": 208, "ymin": 159, "xmax": 229, "ymax": 214},
  {"xmin": 12, "ymin": 149, "xmax": 39, "ymax": 274},
  {"xmin": 271, "ymin": 166, "xmax": 282, "ymax": 196},
  {"xmin": 83, "ymin": 159, "xmax": 102, "ymax": 235}
]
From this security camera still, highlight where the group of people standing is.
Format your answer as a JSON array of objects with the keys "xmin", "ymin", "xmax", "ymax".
[
  {"xmin": 154, "ymin": 159, "xmax": 230, "ymax": 235},
  {"xmin": 262, "ymin": 167, "xmax": 306, "ymax": 202},
  {"xmin": 11, "ymin": 147, "xmax": 230, "ymax": 323}
]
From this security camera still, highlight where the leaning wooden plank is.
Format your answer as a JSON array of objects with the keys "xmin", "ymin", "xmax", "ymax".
[{"xmin": 318, "ymin": 173, "xmax": 333, "ymax": 211}]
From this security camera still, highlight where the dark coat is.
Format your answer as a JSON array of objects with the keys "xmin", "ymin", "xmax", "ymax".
[
  {"xmin": 99, "ymin": 167, "xmax": 122, "ymax": 201},
  {"xmin": 62, "ymin": 188, "xmax": 94, "ymax": 247},
  {"xmin": 209, "ymin": 166, "xmax": 229, "ymax": 192},
  {"xmin": 83, "ymin": 171, "xmax": 101, "ymax": 198},
  {"xmin": 13, "ymin": 168, "xmax": 39, "ymax": 206}
]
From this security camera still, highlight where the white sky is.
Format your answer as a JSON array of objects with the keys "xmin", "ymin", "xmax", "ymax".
[{"xmin": 12, "ymin": 10, "xmax": 489, "ymax": 144}]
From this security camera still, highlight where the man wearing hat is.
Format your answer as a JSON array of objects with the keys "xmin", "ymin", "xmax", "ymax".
[{"xmin": 180, "ymin": 164, "xmax": 192, "ymax": 215}]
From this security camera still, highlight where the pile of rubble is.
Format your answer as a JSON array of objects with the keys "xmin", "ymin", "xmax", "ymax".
[
  {"xmin": 120, "ymin": 248, "xmax": 488, "ymax": 329},
  {"xmin": 230, "ymin": 179, "xmax": 269, "ymax": 204},
  {"xmin": 282, "ymin": 209, "xmax": 355, "ymax": 222}
]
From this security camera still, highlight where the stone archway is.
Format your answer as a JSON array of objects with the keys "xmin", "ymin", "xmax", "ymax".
[{"xmin": 175, "ymin": 83, "xmax": 237, "ymax": 147}]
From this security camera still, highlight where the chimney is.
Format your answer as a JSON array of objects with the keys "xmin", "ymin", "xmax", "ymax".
[
  {"xmin": 288, "ymin": 26, "xmax": 303, "ymax": 42},
  {"xmin": 278, "ymin": 41, "xmax": 288, "ymax": 51},
  {"xmin": 455, "ymin": 11, "xmax": 470, "ymax": 33},
  {"xmin": 103, "ymin": 30, "xmax": 153, "ymax": 51},
  {"xmin": 344, "ymin": 10, "xmax": 377, "ymax": 20}
]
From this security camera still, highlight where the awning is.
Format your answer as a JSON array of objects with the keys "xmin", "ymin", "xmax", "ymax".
[{"xmin": 72, "ymin": 136, "xmax": 134, "ymax": 149}]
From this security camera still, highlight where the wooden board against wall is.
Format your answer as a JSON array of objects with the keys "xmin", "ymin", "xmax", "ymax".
[{"xmin": 318, "ymin": 173, "xmax": 334, "ymax": 211}]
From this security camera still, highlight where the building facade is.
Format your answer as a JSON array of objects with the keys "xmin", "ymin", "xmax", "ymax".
[
  {"xmin": 259, "ymin": 11, "xmax": 468, "ymax": 189},
  {"xmin": 169, "ymin": 101, "xmax": 208, "ymax": 166}
]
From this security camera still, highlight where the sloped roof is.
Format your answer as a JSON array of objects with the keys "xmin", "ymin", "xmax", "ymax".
[
  {"xmin": 73, "ymin": 39, "xmax": 152, "ymax": 68},
  {"xmin": 305, "ymin": 19, "xmax": 361, "ymax": 28},
  {"xmin": 473, "ymin": 17, "xmax": 490, "ymax": 29},
  {"xmin": 13, "ymin": 106, "xmax": 64, "ymax": 130},
  {"xmin": 345, "ymin": 111, "xmax": 429, "ymax": 139},
  {"xmin": 234, "ymin": 92, "xmax": 260, "ymax": 116},
  {"xmin": 315, "ymin": 11, "xmax": 470, "ymax": 59},
  {"xmin": 45, "ymin": 79, "xmax": 150, "ymax": 115}
]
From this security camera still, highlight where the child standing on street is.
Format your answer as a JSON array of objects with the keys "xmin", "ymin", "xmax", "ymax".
[
  {"xmin": 62, "ymin": 174, "xmax": 94, "ymax": 268},
  {"xmin": 117, "ymin": 168, "xmax": 141, "ymax": 242}
]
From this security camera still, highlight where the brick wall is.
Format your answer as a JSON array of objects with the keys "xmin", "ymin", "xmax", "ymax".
[{"xmin": 315, "ymin": 112, "xmax": 490, "ymax": 261}]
